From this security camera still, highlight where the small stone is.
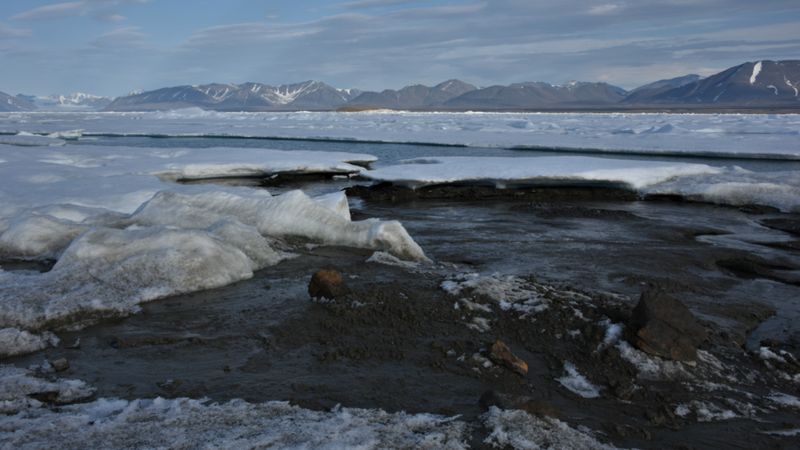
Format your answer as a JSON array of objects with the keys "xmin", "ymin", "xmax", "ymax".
[
  {"xmin": 51, "ymin": 358, "xmax": 69, "ymax": 372},
  {"xmin": 489, "ymin": 340, "xmax": 528, "ymax": 376},
  {"xmin": 308, "ymin": 269, "xmax": 348, "ymax": 300}
]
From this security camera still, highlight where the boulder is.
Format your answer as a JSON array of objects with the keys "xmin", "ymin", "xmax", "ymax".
[
  {"xmin": 308, "ymin": 269, "xmax": 348, "ymax": 300},
  {"xmin": 628, "ymin": 289, "xmax": 707, "ymax": 361}
]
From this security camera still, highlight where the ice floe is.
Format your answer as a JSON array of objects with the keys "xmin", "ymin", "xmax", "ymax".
[
  {"xmin": 0, "ymin": 132, "xmax": 65, "ymax": 147},
  {"xmin": 366, "ymin": 156, "xmax": 720, "ymax": 189}
]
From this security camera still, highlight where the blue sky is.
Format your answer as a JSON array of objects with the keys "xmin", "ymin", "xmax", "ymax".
[{"xmin": 1, "ymin": 0, "xmax": 799, "ymax": 96}]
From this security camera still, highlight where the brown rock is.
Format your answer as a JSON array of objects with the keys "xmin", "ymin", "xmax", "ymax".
[
  {"xmin": 628, "ymin": 289, "xmax": 707, "ymax": 361},
  {"xmin": 489, "ymin": 340, "xmax": 528, "ymax": 376},
  {"xmin": 308, "ymin": 269, "xmax": 348, "ymax": 300}
]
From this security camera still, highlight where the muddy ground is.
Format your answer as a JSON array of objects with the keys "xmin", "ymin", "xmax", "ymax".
[{"xmin": 7, "ymin": 185, "xmax": 800, "ymax": 449}]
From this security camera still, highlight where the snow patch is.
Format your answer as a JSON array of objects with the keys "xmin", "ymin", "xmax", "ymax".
[
  {"xmin": 0, "ymin": 396, "xmax": 468, "ymax": 449},
  {"xmin": 557, "ymin": 362, "xmax": 601, "ymax": 398},
  {"xmin": 366, "ymin": 251, "xmax": 421, "ymax": 269},
  {"xmin": 441, "ymin": 273, "xmax": 551, "ymax": 317},
  {"xmin": 750, "ymin": 61, "xmax": 762, "ymax": 85},
  {"xmin": 0, "ymin": 329, "xmax": 59, "ymax": 357},
  {"xmin": 0, "ymin": 365, "xmax": 95, "ymax": 414},
  {"xmin": 767, "ymin": 392, "xmax": 800, "ymax": 408},
  {"xmin": 482, "ymin": 407, "xmax": 619, "ymax": 449},
  {"xmin": 674, "ymin": 401, "xmax": 738, "ymax": 422}
]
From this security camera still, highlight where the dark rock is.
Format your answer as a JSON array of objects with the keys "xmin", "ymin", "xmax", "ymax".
[
  {"xmin": 489, "ymin": 340, "xmax": 528, "ymax": 376},
  {"xmin": 628, "ymin": 289, "xmax": 707, "ymax": 361},
  {"xmin": 27, "ymin": 391, "xmax": 60, "ymax": 403},
  {"xmin": 479, "ymin": 390, "xmax": 559, "ymax": 418},
  {"xmin": 308, "ymin": 269, "xmax": 348, "ymax": 300},
  {"xmin": 479, "ymin": 390, "xmax": 511, "ymax": 410},
  {"xmin": 51, "ymin": 358, "xmax": 70, "ymax": 372},
  {"xmin": 518, "ymin": 399, "xmax": 560, "ymax": 418}
]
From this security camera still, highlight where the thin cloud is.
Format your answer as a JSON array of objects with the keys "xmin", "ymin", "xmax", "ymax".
[
  {"xmin": 89, "ymin": 26, "xmax": 148, "ymax": 48},
  {"xmin": 341, "ymin": 0, "xmax": 420, "ymax": 9},
  {"xmin": 0, "ymin": 23, "xmax": 31, "ymax": 38},
  {"xmin": 11, "ymin": 2, "xmax": 86, "ymax": 20},
  {"xmin": 11, "ymin": 0, "xmax": 148, "ymax": 21}
]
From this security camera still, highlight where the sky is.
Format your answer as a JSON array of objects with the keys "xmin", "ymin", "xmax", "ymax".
[{"xmin": 0, "ymin": 0, "xmax": 799, "ymax": 97}]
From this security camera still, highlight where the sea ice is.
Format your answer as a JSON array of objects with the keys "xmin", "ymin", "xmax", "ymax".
[{"xmin": 2, "ymin": 111, "xmax": 798, "ymax": 159}]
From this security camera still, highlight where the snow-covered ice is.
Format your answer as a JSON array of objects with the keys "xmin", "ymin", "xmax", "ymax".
[
  {"xmin": 0, "ymin": 144, "xmax": 374, "ymax": 219},
  {"xmin": 365, "ymin": 156, "xmax": 719, "ymax": 189},
  {"xmin": 1, "ymin": 110, "xmax": 799, "ymax": 159},
  {"xmin": 0, "ymin": 132, "xmax": 65, "ymax": 147}
]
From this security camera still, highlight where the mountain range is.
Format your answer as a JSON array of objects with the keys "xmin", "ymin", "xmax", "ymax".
[
  {"xmin": 1, "ymin": 60, "xmax": 797, "ymax": 112},
  {"xmin": 105, "ymin": 81, "xmax": 360, "ymax": 112}
]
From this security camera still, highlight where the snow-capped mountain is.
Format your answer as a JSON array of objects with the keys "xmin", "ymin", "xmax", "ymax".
[
  {"xmin": 83, "ymin": 60, "xmax": 800, "ymax": 112},
  {"xmin": 0, "ymin": 91, "xmax": 34, "ymax": 112},
  {"xmin": 639, "ymin": 60, "xmax": 800, "ymax": 105},
  {"xmin": 23, "ymin": 93, "xmax": 113, "ymax": 111},
  {"xmin": 105, "ymin": 81, "xmax": 360, "ymax": 111}
]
